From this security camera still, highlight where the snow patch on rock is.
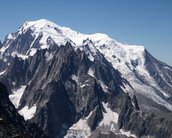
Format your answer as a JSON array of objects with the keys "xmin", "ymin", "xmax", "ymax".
[
  {"xmin": 87, "ymin": 68, "xmax": 95, "ymax": 78},
  {"xmin": 45, "ymin": 51, "xmax": 54, "ymax": 61},
  {"xmin": 120, "ymin": 129, "xmax": 137, "ymax": 138},
  {"xmin": 9, "ymin": 85, "xmax": 26, "ymax": 108},
  {"xmin": 100, "ymin": 102, "xmax": 119, "ymax": 126},
  {"xmin": 98, "ymin": 80, "xmax": 109, "ymax": 93},
  {"xmin": 0, "ymin": 69, "xmax": 7, "ymax": 76},
  {"xmin": 18, "ymin": 104, "xmax": 37, "ymax": 120},
  {"xmin": 71, "ymin": 75, "xmax": 79, "ymax": 84},
  {"xmin": 65, "ymin": 111, "xmax": 92, "ymax": 138},
  {"xmin": 11, "ymin": 51, "xmax": 28, "ymax": 60}
]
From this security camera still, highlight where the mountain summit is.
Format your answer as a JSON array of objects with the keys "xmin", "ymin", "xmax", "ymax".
[{"xmin": 0, "ymin": 19, "xmax": 172, "ymax": 138}]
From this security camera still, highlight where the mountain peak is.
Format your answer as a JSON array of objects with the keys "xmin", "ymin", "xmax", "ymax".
[
  {"xmin": 17, "ymin": 19, "xmax": 115, "ymax": 49},
  {"xmin": 18, "ymin": 19, "xmax": 63, "ymax": 36},
  {"xmin": 2, "ymin": 19, "xmax": 146, "ymax": 63},
  {"xmin": 21, "ymin": 19, "xmax": 59, "ymax": 30}
]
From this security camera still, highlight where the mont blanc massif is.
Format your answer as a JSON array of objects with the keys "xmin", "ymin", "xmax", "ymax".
[{"xmin": 0, "ymin": 19, "xmax": 172, "ymax": 138}]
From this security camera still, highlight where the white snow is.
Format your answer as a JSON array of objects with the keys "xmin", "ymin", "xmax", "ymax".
[
  {"xmin": 121, "ymin": 83, "xmax": 135, "ymax": 96},
  {"xmin": 21, "ymin": 19, "xmax": 59, "ymax": 32},
  {"xmin": 70, "ymin": 117, "xmax": 90, "ymax": 131},
  {"xmin": 7, "ymin": 34, "xmax": 14, "ymax": 39},
  {"xmin": 98, "ymin": 80, "xmax": 109, "ymax": 93},
  {"xmin": 3, "ymin": 58, "xmax": 7, "ymax": 62},
  {"xmin": 0, "ymin": 69, "xmax": 6, "ymax": 76},
  {"xmin": 11, "ymin": 51, "xmax": 28, "ymax": 60},
  {"xmin": 163, "ymin": 66, "xmax": 172, "ymax": 71},
  {"xmin": 1, "ymin": 19, "xmax": 143, "ymax": 65},
  {"xmin": 3, "ymin": 19, "xmax": 114, "ymax": 59},
  {"xmin": 71, "ymin": 75, "xmax": 91, "ymax": 88},
  {"xmin": 100, "ymin": 102, "xmax": 119, "ymax": 126},
  {"xmin": 87, "ymin": 68, "xmax": 95, "ymax": 78},
  {"xmin": 18, "ymin": 104, "xmax": 37, "ymax": 120},
  {"xmin": 80, "ymin": 41, "xmax": 99, "ymax": 62},
  {"xmin": 166, "ymin": 72, "xmax": 172, "ymax": 87},
  {"xmin": 87, "ymin": 53, "xmax": 94, "ymax": 61},
  {"xmin": 80, "ymin": 84, "xmax": 86, "ymax": 88},
  {"xmin": 9, "ymin": 85, "xmax": 26, "ymax": 108},
  {"xmin": 19, "ymin": 19, "xmax": 71, "ymax": 49},
  {"xmin": 131, "ymin": 80, "xmax": 172, "ymax": 111},
  {"xmin": 71, "ymin": 75, "xmax": 79, "ymax": 83},
  {"xmin": 93, "ymin": 37, "xmax": 172, "ymax": 111},
  {"xmin": 44, "ymin": 51, "xmax": 54, "ymax": 61},
  {"xmin": 28, "ymin": 48, "xmax": 37, "ymax": 56},
  {"xmin": 120, "ymin": 129, "xmax": 137, "ymax": 138},
  {"xmin": 0, "ymin": 45, "xmax": 10, "ymax": 53},
  {"xmin": 65, "ymin": 111, "xmax": 92, "ymax": 138},
  {"xmin": 80, "ymin": 84, "xmax": 90, "ymax": 88}
]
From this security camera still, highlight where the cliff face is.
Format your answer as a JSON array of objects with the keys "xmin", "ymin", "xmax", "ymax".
[{"xmin": 0, "ymin": 82, "xmax": 46, "ymax": 138}]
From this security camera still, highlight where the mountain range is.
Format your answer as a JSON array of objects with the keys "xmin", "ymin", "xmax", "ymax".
[{"xmin": 0, "ymin": 19, "xmax": 172, "ymax": 138}]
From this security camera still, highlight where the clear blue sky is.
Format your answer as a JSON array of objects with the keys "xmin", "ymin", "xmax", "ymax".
[{"xmin": 0, "ymin": 0, "xmax": 172, "ymax": 65}]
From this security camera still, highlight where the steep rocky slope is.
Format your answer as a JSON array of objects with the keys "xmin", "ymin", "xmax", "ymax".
[{"xmin": 0, "ymin": 82, "xmax": 46, "ymax": 137}]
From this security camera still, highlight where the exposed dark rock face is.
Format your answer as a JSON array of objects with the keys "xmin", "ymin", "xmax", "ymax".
[
  {"xmin": 118, "ymin": 94, "xmax": 172, "ymax": 138},
  {"xmin": 0, "ymin": 82, "xmax": 25, "ymax": 137},
  {"xmin": 3, "ymin": 30, "xmax": 34, "ymax": 55},
  {"xmin": 87, "ymin": 105, "xmax": 103, "ymax": 131},
  {"xmin": 90, "ymin": 130, "xmax": 134, "ymax": 138},
  {"xmin": 1, "ymin": 40, "xmax": 172, "ymax": 138},
  {"xmin": 1, "ymin": 42, "xmax": 129, "ymax": 137},
  {"xmin": 0, "ymin": 82, "xmax": 47, "ymax": 138},
  {"xmin": 145, "ymin": 50, "xmax": 172, "ymax": 99}
]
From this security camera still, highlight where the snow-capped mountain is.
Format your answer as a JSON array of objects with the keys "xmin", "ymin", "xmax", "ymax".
[{"xmin": 0, "ymin": 19, "xmax": 172, "ymax": 138}]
